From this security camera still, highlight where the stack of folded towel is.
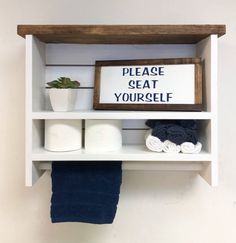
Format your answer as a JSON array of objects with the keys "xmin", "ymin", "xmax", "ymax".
[{"xmin": 145, "ymin": 120, "xmax": 202, "ymax": 154}]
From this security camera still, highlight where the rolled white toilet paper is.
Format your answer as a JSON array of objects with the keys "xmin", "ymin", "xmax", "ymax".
[
  {"xmin": 45, "ymin": 119, "xmax": 82, "ymax": 152},
  {"xmin": 85, "ymin": 120, "xmax": 122, "ymax": 153}
]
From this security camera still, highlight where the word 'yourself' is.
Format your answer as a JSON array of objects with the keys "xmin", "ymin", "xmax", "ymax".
[{"xmin": 114, "ymin": 66, "xmax": 173, "ymax": 103}]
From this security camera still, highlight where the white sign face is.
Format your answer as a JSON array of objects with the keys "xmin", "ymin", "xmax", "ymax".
[{"xmin": 99, "ymin": 64, "xmax": 195, "ymax": 104}]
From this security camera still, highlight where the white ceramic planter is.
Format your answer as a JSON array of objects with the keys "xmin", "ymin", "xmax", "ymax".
[
  {"xmin": 48, "ymin": 88, "xmax": 77, "ymax": 111},
  {"xmin": 44, "ymin": 119, "xmax": 82, "ymax": 152}
]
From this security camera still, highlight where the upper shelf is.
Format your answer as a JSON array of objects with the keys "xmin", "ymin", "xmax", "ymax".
[
  {"xmin": 32, "ymin": 110, "xmax": 212, "ymax": 120},
  {"xmin": 17, "ymin": 25, "xmax": 226, "ymax": 44}
]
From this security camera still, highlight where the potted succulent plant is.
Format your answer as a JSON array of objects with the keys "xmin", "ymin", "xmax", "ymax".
[{"xmin": 46, "ymin": 77, "xmax": 80, "ymax": 111}]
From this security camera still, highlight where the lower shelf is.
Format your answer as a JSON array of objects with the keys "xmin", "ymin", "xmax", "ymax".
[
  {"xmin": 38, "ymin": 160, "xmax": 205, "ymax": 171},
  {"xmin": 32, "ymin": 145, "xmax": 211, "ymax": 162},
  {"xmin": 28, "ymin": 146, "xmax": 215, "ymax": 187}
]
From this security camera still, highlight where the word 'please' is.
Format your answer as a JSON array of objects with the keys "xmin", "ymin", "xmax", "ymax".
[{"xmin": 123, "ymin": 66, "xmax": 164, "ymax": 76}]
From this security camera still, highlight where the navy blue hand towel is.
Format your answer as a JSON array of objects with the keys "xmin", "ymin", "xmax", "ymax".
[
  {"xmin": 178, "ymin": 120, "xmax": 198, "ymax": 130},
  {"xmin": 185, "ymin": 128, "xmax": 198, "ymax": 144},
  {"xmin": 167, "ymin": 125, "xmax": 187, "ymax": 145},
  {"xmin": 146, "ymin": 119, "xmax": 177, "ymax": 129},
  {"xmin": 51, "ymin": 161, "xmax": 122, "ymax": 224},
  {"xmin": 145, "ymin": 119, "xmax": 160, "ymax": 129},
  {"xmin": 147, "ymin": 120, "xmax": 198, "ymax": 145},
  {"xmin": 151, "ymin": 124, "xmax": 168, "ymax": 141}
]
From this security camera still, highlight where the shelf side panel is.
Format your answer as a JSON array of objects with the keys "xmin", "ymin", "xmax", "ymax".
[
  {"xmin": 209, "ymin": 35, "xmax": 218, "ymax": 186},
  {"xmin": 25, "ymin": 35, "xmax": 45, "ymax": 186},
  {"xmin": 197, "ymin": 35, "xmax": 218, "ymax": 186},
  {"xmin": 25, "ymin": 35, "xmax": 32, "ymax": 186}
]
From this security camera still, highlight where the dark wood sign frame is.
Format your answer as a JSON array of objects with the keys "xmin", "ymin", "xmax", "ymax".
[{"xmin": 93, "ymin": 58, "xmax": 202, "ymax": 111}]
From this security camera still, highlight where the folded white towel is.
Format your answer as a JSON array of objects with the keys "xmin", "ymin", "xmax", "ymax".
[
  {"xmin": 181, "ymin": 142, "xmax": 202, "ymax": 154},
  {"xmin": 163, "ymin": 140, "xmax": 181, "ymax": 153},
  {"xmin": 145, "ymin": 130, "xmax": 163, "ymax": 152}
]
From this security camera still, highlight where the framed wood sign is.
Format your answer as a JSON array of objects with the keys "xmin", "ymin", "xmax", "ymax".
[{"xmin": 93, "ymin": 58, "xmax": 202, "ymax": 111}]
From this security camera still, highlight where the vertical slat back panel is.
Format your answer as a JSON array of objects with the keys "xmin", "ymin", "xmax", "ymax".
[
  {"xmin": 44, "ymin": 43, "xmax": 196, "ymax": 145},
  {"xmin": 46, "ymin": 44, "xmax": 196, "ymax": 65},
  {"xmin": 122, "ymin": 130, "xmax": 147, "ymax": 145}
]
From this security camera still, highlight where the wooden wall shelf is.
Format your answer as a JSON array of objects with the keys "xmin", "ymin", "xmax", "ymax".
[
  {"xmin": 18, "ymin": 24, "xmax": 225, "ymax": 186},
  {"xmin": 17, "ymin": 25, "xmax": 226, "ymax": 44}
]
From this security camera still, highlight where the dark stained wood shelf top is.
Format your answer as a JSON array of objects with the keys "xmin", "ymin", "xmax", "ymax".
[{"xmin": 17, "ymin": 25, "xmax": 226, "ymax": 44}]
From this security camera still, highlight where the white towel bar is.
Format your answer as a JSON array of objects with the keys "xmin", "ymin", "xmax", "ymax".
[{"xmin": 38, "ymin": 161, "xmax": 204, "ymax": 171}]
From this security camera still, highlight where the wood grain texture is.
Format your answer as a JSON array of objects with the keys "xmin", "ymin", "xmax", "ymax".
[
  {"xmin": 93, "ymin": 66, "xmax": 101, "ymax": 110},
  {"xmin": 195, "ymin": 62, "xmax": 203, "ymax": 104},
  {"xmin": 93, "ymin": 58, "xmax": 202, "ymax": 111},
  {"xmin": 93, "ymin": 103, "xmax": 202, "ymax": 111},
  {"xmin": 95, "ymin": 58, "xmax": 201, "ymax": 66},
  {"xmin": 17, "ymin": 25, "xmax": 226, "ymax": 44}
]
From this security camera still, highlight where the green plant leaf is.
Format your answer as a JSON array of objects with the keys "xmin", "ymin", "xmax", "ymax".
[
  {"xmin": 46, "ymin": 77, "xmax": 80, "ymax": 88},
  {"xmin": 47, "ymin": 80, "xmax": 60, "ymax": 88}
]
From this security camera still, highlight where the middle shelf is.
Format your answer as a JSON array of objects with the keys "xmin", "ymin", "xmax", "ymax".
[
  {"xmin": 32, "ymin": 118, "xmax": 211, "ymax": 160},
  {"xmin": 32, "ymin": 145, "xmax": 211, "ymax": 161}
]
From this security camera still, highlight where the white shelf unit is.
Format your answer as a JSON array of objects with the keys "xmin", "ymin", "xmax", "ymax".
[{"xmin": 20, "ymin": 25, "xmax": 225, "ymax": 187}]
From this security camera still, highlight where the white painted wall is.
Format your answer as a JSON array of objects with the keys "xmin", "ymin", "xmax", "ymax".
[{"xmin": 0, "ymin": 0, "xmax": 235, "ymax": 242}]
